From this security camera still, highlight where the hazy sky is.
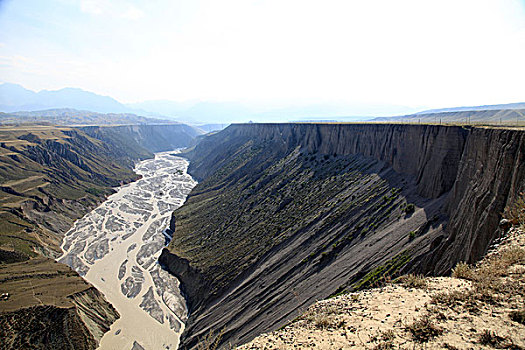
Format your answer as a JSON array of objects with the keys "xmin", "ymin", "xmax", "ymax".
[{"xmin": 1, "ymin": 0, "xmax": 524, "ymax": 110}]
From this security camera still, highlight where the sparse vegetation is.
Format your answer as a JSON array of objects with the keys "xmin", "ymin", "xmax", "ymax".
[
  {"xmin": 195, "ymin": 329, "xmax": 224, "ymax": 350},
  {"xmin": 405, "ymin": 316, "xmax": 443, "ymax": 343},
  {"xmin": 298, "ymin": 304, "xmax": 347, "ymax": 330},
  {"xmin": 312, "ymin": 315, "xmax": 346, "ymax": 329},
  {"xmin": 241, "ymin": 227, "xmax": 525, "ymax": 350},
  {"xmin": 504, "ymin": 192, "xmax": 525, "ymax": 227},
  {"xmin": 352, "ymin": 252, "xmax": 411, "ymax": 290},
  {"xmin": 510, "ymin": 309, "xmax": 525, "ymax": 325},
  {"xmin": 372, "ymin": 330, "xmax": 395, "ymax": 349},
  {"xmin": 478, "ymin": 330, "xmax": 512, "ymax": 348},
  {"xmin": 395, "ymin": 274, "xmax": 428, "ymax": 289},
  {"xmin": 452, "ymin": 261, "xmax": 474, "ymax": 280},
  {"xmin": 404, "ymin": 203, "xmax": 415, "ymax": 214}
]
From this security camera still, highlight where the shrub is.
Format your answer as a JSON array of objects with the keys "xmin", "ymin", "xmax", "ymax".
[
  {"xmin": 408, "ymin": 231, "xmax": 416, "ymax": 241},
  {"xmin": 196, "ymin": 330, "xmax": 223, "ymax": 350},
  {"xmin": 452, "ymin": 262, "xmax": 473, "ymax": 280},
  {"xmin": 395, "ymin": 274, "xmax": 427, "ymax": 289},
  {"xmin": 373, "ymin": 330, "xmax": 395, "ymax": 349},
  {"xmin": 500, "ymin": 246, "xmax": 525, "ymax": 267},
  {"xmin": 431, "ymin": 290, "xmax": 472, "ymax": 307},
  {"xmin": 404, "ymin": 203, "xmax": 415, "ymax": 214},
  {"xmin": 478, "ymin": 330, "xmax": 509, "ymax": 347},
  {"xmin": 405, "ymin": 316, "xmax": 443, "ymax": 343},
  {"xmin": 309, "ymin": 314, "xmax": 346, "ymax": 329},
  {"xmin": 509, "ymin": 309, "xmax": 525, "ymax": 325},
  {"xmin": 504, "ymin": 192, "xmax": 525, "ymax": 226}
]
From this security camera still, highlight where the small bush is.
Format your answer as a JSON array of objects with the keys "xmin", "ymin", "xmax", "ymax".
[
  {"xmin": 452, "ymin": 262, "xmax": 474, "ymax": 280},
  {"xmin": 431, "ymin": 290, "xmax": 468, "ymax": 306},
  {"xmin": 500, "ymin": 246, "xmax": 525, "ymax": 267},
  {"xmin": 478, "ymin": 330, "xmax": 509, "ymax": 348},
  {"xmin": 404, "ymin": 203, "xmax": 415, "ymax": 214},
  {"xmin": 510, "ymin": 309, "xmax": 525, "ymax": 325},
  {"xmin": 314, "ymin": 315, "xmax": 331, "ymax": 329},
  {"xmin": 373, "ymin": 342, "xmax": 394, "ymax": 350},
  {"xmin": 312, "ymin": 315, "xmax": 346, "ymax": 329},
  {"xmin": 373, "ymin": 330, "xmax": 395, "ymax": 349},
  {"xmin": 405, "ymin": 316, "xmax": 443, "ymax": 343},
  {"xmin": 196, "ymin": 329, "xmax": 224, "ymax": 350},
  {"xmin": 504, "ymin": 192, "xmax": 525, "ymax": 226},
  {"xmin": 408, "ymin": 231, "xmax": 416, "ymax": 241},
  {"xmin": 395, "ymin": 274, "xmax": 427, "ymax": 289}
]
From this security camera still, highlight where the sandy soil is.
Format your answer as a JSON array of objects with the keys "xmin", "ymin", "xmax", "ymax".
[
  {"xmin": 240, "ymin": 228, "xmax": 525, "ymax": 349},
  {"xmin": 59, "ymin": 152, "xmax": 196, "ymax": 350}
]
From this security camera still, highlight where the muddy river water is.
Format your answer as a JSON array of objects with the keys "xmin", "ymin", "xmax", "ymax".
[{"xmin": 59, "ymin": 152, "xmax": 196, "ymax": 350}]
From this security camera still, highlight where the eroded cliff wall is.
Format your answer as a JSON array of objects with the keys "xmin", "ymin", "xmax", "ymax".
[
  {"xmin": 162, "ymin": 123, "xmax": 525, "ymax": 348},
  {"xmin": 425, "ymin": 127, "xmax": 525, "ymax": 272}
]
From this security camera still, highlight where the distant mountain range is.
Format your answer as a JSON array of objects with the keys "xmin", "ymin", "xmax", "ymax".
[
  {"xmin": 372, "ymin": 108, "xmax": 525, "ymax": 124},
  {"xmin": 0, "ymin": 83, "xmax": 135, "ymax": 114},
  {"xmin": 416, "ymin": 102, "xmax": 525, "ymax": 114},
  {"xmin": 129, "ymin": 99, "xmax": 416, "ymax": 124},
  {"xmin": 0, "ymin": 108, "xmax": 174, "ymax": 126},
  {"xmin": 0, "ymin": 83, "xmax": 417, "ymax": 124},
  {"xmin": 2, "ymin": 82, "xmax": 524, "ymax": 124}
]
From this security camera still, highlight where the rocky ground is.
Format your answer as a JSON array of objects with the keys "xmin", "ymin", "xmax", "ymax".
[{"xmin": 239, "ymin": 227, "xmax": 525, "ymax": 349}]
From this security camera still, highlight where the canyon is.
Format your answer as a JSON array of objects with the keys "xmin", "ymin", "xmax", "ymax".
[
  {"xmin": 160, "ymin": 123, "xmax": 525, "ymax": 348},
  {"xmin": 0, "ymin": 123, "xmax": 200, "ymax": 349},
  {"xmin": 1, "ymin": 121, "xmax": 524, "ymax": 349}
]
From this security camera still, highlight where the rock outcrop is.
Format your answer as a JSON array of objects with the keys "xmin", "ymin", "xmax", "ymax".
[{"xmin": 162, "ymin": 123, "xmax": 525, "ymax": 348}]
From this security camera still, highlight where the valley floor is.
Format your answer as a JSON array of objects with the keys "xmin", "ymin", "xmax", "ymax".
[{"xmin": 239, "ymin": 227, "xmax": 525, "ymax": 349}]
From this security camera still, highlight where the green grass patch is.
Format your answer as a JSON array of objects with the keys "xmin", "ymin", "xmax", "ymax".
[{"xmin": 352, "ymin": 251, "xmax": 411, "ymax": 291}]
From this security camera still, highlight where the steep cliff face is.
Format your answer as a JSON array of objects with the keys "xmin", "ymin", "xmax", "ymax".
[
  {"xmin": 67, "ymin": 287, "xmax": 120, "ymax": 343},
  {"xmin": 188, "ymin": 123, "xmax": 467, "ymax": 198},
  {"xmin": 425, "ymin": 127, "xmax": 525, "ymax": 272},
  {"xmin": 162, "ymin": 123, "xmax": 525, "ymax": 348},
  {"xmin": 80, "ymin": 124, "xmax": 202, "ymax": 154},
  {"xmin": 0, "ymin": 288, "xmax": 119, "ymax": 350},
  {"xmin": 0, "ymin": 258, "xmax": 119, "ymax": 350}
]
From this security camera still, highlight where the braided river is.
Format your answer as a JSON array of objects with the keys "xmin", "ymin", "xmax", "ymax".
[{"xmin": 59, "ymin": 152, "xmax": 196, "ymax": 350}]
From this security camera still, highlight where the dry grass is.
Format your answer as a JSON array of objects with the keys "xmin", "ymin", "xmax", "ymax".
[
  {"xmin": 439, "ymin": 244, "xmax": 525, "ymax": 312},
  {"xmin": 405, "ymin": 315, "xmax": 443, "ymax": 343},
  {"xmin": 395, "ymin": 274, "xmax": 428, "ymax": 289},
  {"xmin": 372, "ymin": 330, "xmax": 395, "ymax": 349},
  {"xmin": 452, "ymin": 262, "xmax": 474, "ymax": 280},
  {"xmin": 504, "ymin": 192, "xmax": 525, "ymax": 227},
  {"xmin": 477, "ymin": 329, "xmax": 523, "ymax": 349},
  {"xmin": 196, "ymin": 329, "xmax": 224, "ymax": 350},
  {"xmin": 312, "ymin": 315, "xmax": 346, "ymax": 329},
  {"xmin": 299, "ymin": 304, "xmax": 347, "ymax": 330}
]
